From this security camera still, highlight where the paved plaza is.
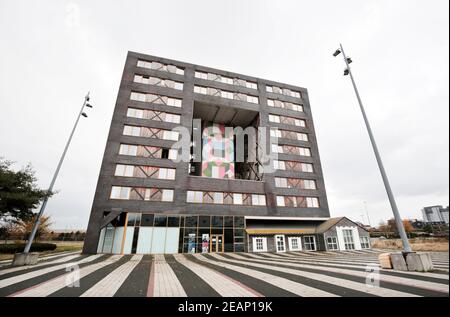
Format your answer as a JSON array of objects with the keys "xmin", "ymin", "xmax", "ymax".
[{"xmin": 0, "ymin": 249, "xmax": 448, "ymax": 297}]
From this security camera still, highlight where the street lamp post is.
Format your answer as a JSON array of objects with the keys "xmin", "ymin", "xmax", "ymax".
[
  {"xmin": 22, "ymin": 92, "xmax": 93, "ymax": 254},
  {"xmin": 333, "ymin": 44, "xmax": 412, "ymax": 253}
]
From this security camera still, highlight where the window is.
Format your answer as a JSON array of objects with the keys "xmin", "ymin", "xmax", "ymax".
[
  {"xmin": 306, "ymin": 197, "xmax": 319, "ymax": 208},
  {"xmin": 137, "ymin": 60, "xmax": 184, "ymax": 75},
  {"xmin": 221, "ymin": 90, "xmax": 234, "ymax": 99},
  {"xmin": 297, "ymin": 133, "xmax": 308, "ymax": 142},
  {"xmin": 131, "ymin": 92, "xmax": 182, "ymax": 108},
  {"xmin": 303, "ymin": 236, "xmax": 316, "ymax": 251},
  {"xmin": 119, "ymin": 144, "xmax": 137, "ymax": 156},
  {"xmin": 162, "ymin": 130, "xmax": 179, "ymax": 141},
  {"xmin": 301, "ymin": 163, "xmax": 314, "ymax": 173},
  {"xmin": 246, "ymin": 95, "xmax": 259, "ymax": 104},
  {"xmin": 123, "ymin": 125, "xmax": 141, "ymax": 137},
  {"xmin": 110, "ymin": 186, "xmax": 130, "ymax": 199},
  {"xmin": 343, "ymin": 229, "xmax": 355, "ymax": 250},
  {"xmin": 133, "ymin": 75, "xmax": 183, "ymax": 90},
  {"xmin": 165, "ymin": 113, "xmax": 181, "ymax": 124},
  {"xmin": 114, "ymin": 164, "xmax": 134, "ymax": 177},
  {"xmin": 294, "ymin": 119, "xmax": 306, "ymax": 127},
  {"xmin": 246, "ymin": 82, "xmax": 257, "ymax": 90},
  {"xmin": 213, "ymin": 192, "xmax": 224, "ymax": 204},
  {"xmin": 273, "ymin": 160, "xmax": 286, "ymax": 170},
  {"xmin": 158, "ymin": 168, "xmax": 176, "ymax": 180},
  {"xmin": 275, "ymin": 177, "xmax": 288, "ymax": 188},
  {"xmin": 268, "ymin": 114, "xmax": 280, "ymax": 123},
  {"xmin": 167, "ymin": 98, "xmax": 182, "ymax": 107},
  {"xmin": 303, "ymin": 180, "xmax": 317, "ymax": 190},
  {"xmin": 271, "ymin": 144, "xmax": 282, "ymax": 154},
  {"xmin": 154, "ymin": 215, "xmax": 167, "ymax": 227},
  {"xmin": 195, "ymin": 71, "xmax": 208, "ymax": 79},
  {"xmin": 251, "ymin": 194, "xmax": 266, "ymax": 206},
  {"xmin": 299, "ymin": 148, "xmax": 311, "ymax": 156},
  {"xmin": 266, "ymin": 86, "xmax": 273, "ymax": 93},
  {"xmin": 360, "ymin": 236, "xmax": 371, "ymax": 249},
  {"xmin": 127, "ymin": 108, "xmax": 144, "ymax": 118},
  {"xmin": 253, "ymin": 237, "xmax": 267, "ymax": 252},
  {"xmin": 161, "ymin": 189, "xmax": 174, "ymax": 202},
  {"xmin": 326, "ymin": 236, "xmax": 339, "ymax": 250},
  {"xmin": 233, "ymin": 193, "xmax": 243, "ymax": 205},
  {"xmin": 288, "ymin": 237, "xmax": 302, "ymax": 251},
  {"xmin": 194, "ymin": 86, "xmax": 207, "ymax": 94},
  {"xmin": 187, "ymin": 191, "xmax": 203, "ymax": 203},
  {"xmin": 275, "ymin": 235, "xmax": 286, "ymax": 252},
  {"xmin": 270, "ymin": 129, "xmax": 282, "ymax": 138},
  {"xmin": 221, "ymin": 76, "xmax": 233, "ymax": 85},
  {"xmin": 276, "ymin": 196, "xmax": 285, "ymax": 207}
]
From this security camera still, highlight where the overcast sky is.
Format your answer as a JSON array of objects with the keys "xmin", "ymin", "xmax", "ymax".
[{"xmin": 0, "ymin": 0, "xmax": 448, "ymax": 230}]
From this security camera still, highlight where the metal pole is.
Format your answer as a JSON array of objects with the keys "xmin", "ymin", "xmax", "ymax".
[
  {"xmin": 23, "ymin": 92, "xmax": 90, "ymax": 253},
  {"xmin": 339, "ymin": 44, "xmax": 412, "ymax": 253}
]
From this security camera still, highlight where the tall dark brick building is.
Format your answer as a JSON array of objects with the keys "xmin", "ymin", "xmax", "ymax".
[{"xmin": 83, "ymin": 51, "xmax": 370, "ymax": 255}]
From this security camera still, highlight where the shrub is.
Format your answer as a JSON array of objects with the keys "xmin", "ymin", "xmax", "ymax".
[{"xmin": 0, "ymin": 243, "xmax": 57, "ymax": 254}]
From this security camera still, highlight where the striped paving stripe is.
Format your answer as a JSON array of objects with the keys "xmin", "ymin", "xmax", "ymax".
[
  {"xmin": 0, "ymin": 253, "xmax": 84, "ymax": 277},
  {"xmin": 172, "ymin": 254, "xmax": 261, "ymax": 297},
  {"xmin": 147, "ymin": 255, "xmax": 186, "ymax": 297},
  {"xmin": 0, "ymin": 254, "xmax": 103, "ymax": 288},
  {"xmin": 164, "ymin": 254, "xmax": 220, "ymax": 297},
  {"xmin": 228, "ymin": 253, "xmax": 449, "ymax": 295},
  {"xmin": 80, "ymin": 255, "xmax": 143, "ymax": 297},
  {"xmin": 215, "ymin": 254, "xmax": 375, "ymax": 297},
  {"xmin": 0, "ymin": 251, "xmax": 81, "ymax": 267},
  {"xmin": 190, "ymin": 255, "xmax": 297, "ymax": 297},
  {"xmin": 202, "ymin": 254, "xmax": 338, "ymax": 297},
  {"xmin": 214, "ymin": 254, "xmax": 418, "ymax": 297},
  {"xmin": 240, "ymin": 253, "xmax": 450, "ymax": 282},
  {"xmin": 10, "ymin": 255, "xmax": 123, "ymax": 297},
  {"xmin": 114, "ymin": 255, "xmax": 152, "ymax": 297}
]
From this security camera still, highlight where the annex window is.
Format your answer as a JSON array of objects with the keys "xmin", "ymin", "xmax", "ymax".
[
  {"xmin": 253, "ymin": 237, "xmax": 267, "ymax": 252},
  {"xmin": 343, "ymin": 229, "xmax": 355, "ymax": 250},
  {"xmin": 303, "ymin": 236, "xmax": 316, "ymax": 251},
  {"xmin": 326, "ymin": 236, "xmax": 339, "ymax": 250},
  {"xmin": 360, "ymin": 236, "xmax": 371, "ymax": 249}
]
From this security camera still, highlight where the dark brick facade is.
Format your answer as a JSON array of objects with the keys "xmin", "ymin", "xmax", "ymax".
[{"xmin": 83, "ymin": 51, "xmax": 330, "ymax": 254}]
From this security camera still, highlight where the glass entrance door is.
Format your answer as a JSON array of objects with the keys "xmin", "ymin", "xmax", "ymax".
[{"xmin": 210, "ymin": 234, "xmax": 224, "ymax": 252}]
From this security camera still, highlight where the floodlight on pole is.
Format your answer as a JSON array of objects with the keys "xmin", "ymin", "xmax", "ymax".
[
  {"xmin": 23, "ymin": 92, "xmax": 93, "ymax": 254},
  {"xmin": 333, "ymin": 44, "xmax": 412, "ymax": 253}
]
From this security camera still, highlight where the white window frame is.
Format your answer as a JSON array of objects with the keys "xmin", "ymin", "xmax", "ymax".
[
  {"xmin": 303, "ymin": 236, "xmax": 317, "ymax": 251},
  {"xmin": 326, "ymin": 236, "xmax": 339, "ymax": 251},
  {"xmin": 342, "ymin": 229, "xmax": 355, "ymax": 250},
  {"xmin": 288, "ymin": 237, "xmax": 302, "ymax": 251},
  {"xmin": 233, "ymin": 193, "xmax": 243, "ymax": 205},
  {"xmin": 306, "ymin": 197, "xmax": 320, "ymax": 208},
  {"xmin": 274, "ymin": 235, "xmax": 286, "ymax": 252},
  {"xmin": 360, "ymin": 236, "xmax": 371, "ymax": 249},
  {"xmin": 252, "ymin": 237, "xmax": 268, "ymax": 252},
  {"xmin": 301, "ymin": 163, "xmax": 314, "ymax": 173},
  {"xmin": 119, "ymin": 144, "xmax": 138, "ymax": 156}
]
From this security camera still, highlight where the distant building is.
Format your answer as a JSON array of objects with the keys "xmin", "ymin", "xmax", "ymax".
[{"xmin": 422, "ymin": 205, "xmax": 449, "ymax": 225}]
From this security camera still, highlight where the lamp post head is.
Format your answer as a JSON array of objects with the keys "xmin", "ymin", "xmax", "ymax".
[
  {"xmin": 344, "ymin": 68, "xmax": 350, "ymax": 76},
  {"xmin": 333, "ymin": 49, "xmax": 341, "ymax": 57},
  {"xmin": 346, "ymin": 57, "xmax": 353, "ymax": 64},
  {"xmin": 85, "ymin": 103, "xmax": 93, "ymax": 108},
  {"xmin": 82, "ymin": 112, "xmax": 88, "ymax": 118}
]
